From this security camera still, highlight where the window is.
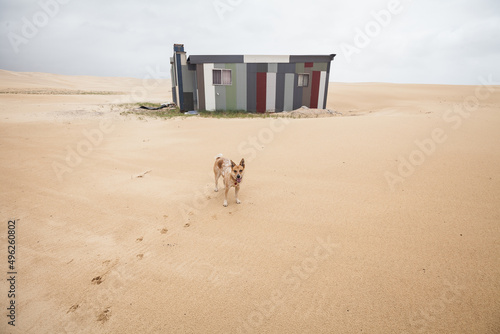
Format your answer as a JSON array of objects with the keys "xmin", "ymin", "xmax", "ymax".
[
  {"xmin": 298, "ymin": 73, "xmax": 309, "ymax": 87},
  {"xmin": 213, "ymin": 69, "xmax": 232, "ymax": 85}
]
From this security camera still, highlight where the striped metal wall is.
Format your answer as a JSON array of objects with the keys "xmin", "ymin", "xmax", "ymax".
[
  {"xmin": 194, "ymin": 62, "xmax": 330, "ymax": 112},
  {"xmin": 173, "ymin": 48, "xmax": 335, "ymax": 112}
]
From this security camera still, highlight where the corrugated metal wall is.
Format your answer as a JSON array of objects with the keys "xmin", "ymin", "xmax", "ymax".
[
  {"xmin": 173, "ymin": 49, "xmax": 334, "ymax": 112},
  {"xmin": 195, "ymin": 62, "xmax": 330, "ymax": 112}
]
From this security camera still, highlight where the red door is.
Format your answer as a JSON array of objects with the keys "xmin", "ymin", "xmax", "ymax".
[
  {"xmin": 256, "ymin": 72, "xmax": 267, "ymax": 113},
  {"xmin": 310, "ymin": 71, "xmax": 321, "ymax": 109}
]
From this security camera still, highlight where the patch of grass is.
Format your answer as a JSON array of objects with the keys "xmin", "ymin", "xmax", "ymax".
[
  {"xmin": 197, "ymin": 109, "xmax": 273, "ymax": 119},
  {"xmin": 119, "ymin": 103, "xmax": 282, "ymax": 119}
]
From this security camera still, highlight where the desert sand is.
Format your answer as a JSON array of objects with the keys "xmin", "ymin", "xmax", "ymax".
[{"xmin": 1, "ymin": 69, "xmax": 499, "ymax": 333}]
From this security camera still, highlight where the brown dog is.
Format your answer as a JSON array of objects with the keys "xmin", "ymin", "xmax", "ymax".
[{"xmin": 213, "ymin": 154, "xmax": 245, "ymax": 207}]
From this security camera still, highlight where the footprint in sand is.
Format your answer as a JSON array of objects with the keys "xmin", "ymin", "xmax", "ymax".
[
  {"xmin": 136, "ymin": 237, "xmax": 143, "ymax": 242},
  {"xmin": 136, "ymin": 254, "xmax": 144, "ymax": 260},
  {"xmin": 67, "ymin": 304, "xmax": 79, "ymax": 313},
  {"xmin": 97, "ymin": 307, "xmax": 111, "ymax": 323},
  {"xmin": 160, "ymin": 228, "xmax": 168, "ymax": 234},
  {"xmin": 91, "ymin": 276, "xmax": 103, "ymax": 285},
  {"xmin": 184, "ymin": 223, "xmax": 190, "ymax": 228}
]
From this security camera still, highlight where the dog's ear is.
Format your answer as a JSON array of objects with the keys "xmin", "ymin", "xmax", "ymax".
[
  {"xmin": 231, "ymin": 160, "xmax": 236, "ymax": 168},
  {"xmin": 240, "ymin": 158, "xmax": 245, "ymax": 167}
]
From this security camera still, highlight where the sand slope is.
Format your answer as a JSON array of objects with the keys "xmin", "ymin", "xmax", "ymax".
[{"xmin": 1, "ymin": 70, "xmax": 499, "ymax": 333}]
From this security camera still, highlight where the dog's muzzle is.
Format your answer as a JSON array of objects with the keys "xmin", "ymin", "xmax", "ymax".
[{"xmin": 236, "ymin": 175, "xmax": 242, "ymax": 183}]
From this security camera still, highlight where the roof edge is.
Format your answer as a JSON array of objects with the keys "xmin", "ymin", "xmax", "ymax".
[{"xmin": 188, "ymin": 54, "xmax": 336, "ymax": 64}]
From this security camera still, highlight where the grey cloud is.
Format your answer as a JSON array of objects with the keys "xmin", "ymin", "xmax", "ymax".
[{"xmin": 0, "ymin": 0, "xmax": 499, "ymax": 84}]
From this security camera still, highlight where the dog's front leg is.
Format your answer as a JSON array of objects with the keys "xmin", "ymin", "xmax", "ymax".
[
  {"xmin": 235, "ymin": 186, "xmax": 241, "ymax": 204},
  {"xmin": 223, "ymin": 187, "xmax": 229, "ymax": 207},
  {"xmin": 214, "ymin": 171, "xmax": 220, "ymax": 192}
]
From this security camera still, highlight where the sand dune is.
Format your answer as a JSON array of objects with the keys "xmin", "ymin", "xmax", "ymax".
[{"xmin": 1, "ymin": 70, "xmax": 499, "ymax": 334}]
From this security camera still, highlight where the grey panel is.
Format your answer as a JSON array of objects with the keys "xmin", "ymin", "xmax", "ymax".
[
  {"xmin": 293, "ymin": 75, "xmax": 303, "ymax": 110},
  {"xmin": 215, "ymin": 85, "xmax": 226, "ymax": 110},
  {"xmin": 246, "ymin": 63, "xmax": 258, "ymax": 73},
  {"xmin": 277, "ymin": 63, "xmax": 296, "ymax": 73},
  {"xmin": 275, "ymin": 73, "xmax": 285, "ymax": 112},
  {"xmin": 289, "ymin": 55, "xmax": 335, "ymax": 63},
  {"xmin": 183, "ymin": 92, "xmax": 194, "ymax": 111},
  {"xmin": 172, "ymin": 87, "xmax": 177, "ymax": 105},
  {"xmin": 246, "ymin": 68, "xmax": 257, "ymax": 112},
  {"xmin": 181, "ymin": 65, "xmax": 196, "ymax": 93},
  {"xmin": 192, "ymin": 70, "xmax": 198, "ymax": 109},
  {"xmin": 175, "ymin": 53, "xmax": 184, "ymax": 109},
  {"xmin": 188, "ymin": 55, "xmax": 244, "ymax": 64},
  {"xmin": 171, "ymin": 65, "xmax": 177, "ymax": 104},
  {"xmin": 256, "ymin": 63, "xmax": 267, "ymax": 72},
  {"xmin": 301, "ymin": 68, "xmax": 312, "ymax": 107},
  {"xmin": 323, "ymin": 61, "xmax": 332, "ymax": 109},
  {"xmin": 268, "ymin": 63, "xmax": 278, "ymax": 73},
  {"xmin": 284, "ymin": 73, "xmax": 295, "ymax": 111}
]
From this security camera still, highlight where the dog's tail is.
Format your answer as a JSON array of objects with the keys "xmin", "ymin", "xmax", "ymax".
[{"xmin": 215, "ymin": 153, "xmax": 223, "ymax": 160}]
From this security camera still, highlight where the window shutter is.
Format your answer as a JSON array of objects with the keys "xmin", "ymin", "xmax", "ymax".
[{"xmin": 213, "ymin": 69, "xmax": 221, "ymax": 85}]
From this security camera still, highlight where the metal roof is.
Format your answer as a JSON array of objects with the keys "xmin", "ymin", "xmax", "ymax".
[{"xmin": 187, "ymin": 54, "xmax": 335, "ymax": 64}]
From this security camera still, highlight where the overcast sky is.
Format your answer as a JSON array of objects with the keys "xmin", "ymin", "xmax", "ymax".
[{"xmin": 1, "ymin": 0, "xmax": 499, "ymax": 84}]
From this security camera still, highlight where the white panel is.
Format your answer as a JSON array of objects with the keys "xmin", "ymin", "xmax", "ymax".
[
  {"xmin": 318, "ymin": 71, "xmax": 327, "ymax": 109},
  {"xmin": 244, "ymin": 55, "xmax": 290, "ymax": 63},
  {"xmin": 266, "ymin": 72, "xmax": 276, "ymax": 112},
  {"xmin": 203, "ymin": 63, "xmax": 216, "ymax": 111}
]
